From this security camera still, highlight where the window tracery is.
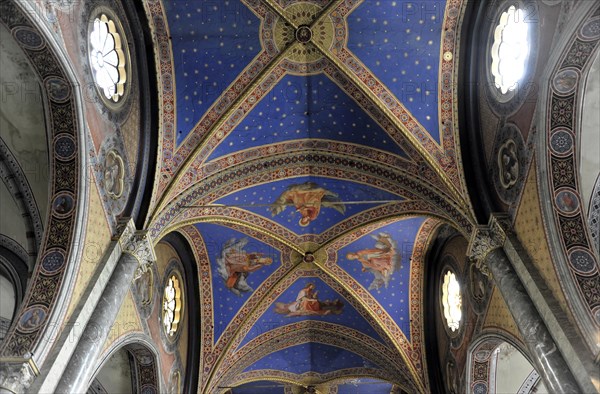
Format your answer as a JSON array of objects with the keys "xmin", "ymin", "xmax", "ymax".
[
  {"xmin": 491, "ymin": 6, "xmax": 530, "ymax": 94},
  {"xmin": 89, "ymin": 14, "xmax": 127, "ymax": 102},
  {"xmin": 162, "ymin": 274, "xmax": 182, "ymax": 337}
]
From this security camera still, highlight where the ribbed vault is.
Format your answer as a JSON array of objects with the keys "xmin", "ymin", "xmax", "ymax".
[{"xmin": 145, "ymin": 0, "xmax": 475, "ymax": 392}]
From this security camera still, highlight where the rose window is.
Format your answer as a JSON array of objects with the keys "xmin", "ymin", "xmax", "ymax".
[
  {"xmin": 89, "ymin": 14, "xmax": 127, "ymax": 102},
  {"xmin": 490, "ymin": 6, "xmax": 530, "ymax": 94},
  {"xmin": 442, "ymin": 271, "xmax": 462, "ymax": 332},
  {"xmin": 162, "ymin": 274, "xmax": 182, "ymax": 337}
]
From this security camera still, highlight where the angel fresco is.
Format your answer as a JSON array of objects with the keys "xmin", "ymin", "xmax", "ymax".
[
  {"xmin": 216, "ymin": 238, "xmax": 273, "ymax": 296},
  {"xmin": 269, "ymin": 182, "xmax": 346, "ymax": 227},
  {"xmin": 346, "ymin": 233, "xmax": 400, "ymax": 290},
  {"xmin": 274, "ymin": 283, "xmax": 344, "ymax": 317}
]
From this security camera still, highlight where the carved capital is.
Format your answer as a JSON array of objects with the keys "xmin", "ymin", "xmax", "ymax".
[
  {"xmin": 114, "ymin": 218, "xmax": 156, "ymax": 275},
  {"xmin": 0, "ymin": 360, "xmax": 36, "ymax": 393},
  {"xmin": 467, "ymin": 214, "xmax": 512, "ymax": 276},
  {"xmin": 114, "ymin": 217, "xmax": 135, "ymax": 243},
  {"xmin": 123, "ymin": 231, "xmax": 156, "ymax": 266}
]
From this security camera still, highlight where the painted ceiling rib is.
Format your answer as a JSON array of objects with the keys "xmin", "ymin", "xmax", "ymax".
[
  {"xmin": 312, "ymin": 252, "xmax": 426, "ymax": 393},
  {"xmin": 162, "ymin": 216, "xmax": 303, "ymax": 254},
  {"xmin": 260, "ymin": 0, "xmax": 473, "ymax": 224},
  {"xmin": 150, "ymin": 147, "xmax": 473, "ymax": 239},
  {"xmin": 262, "ymin": 0, "xmax": 343, "ymax": 31},
  {"xmin": 153, "ymin": 176, "xmax": 463, "ymax": 243},
  {"xmin": 309, "ymin": 40, "xmax": 470, "ymax": 215},
  {"xmin": 200, "ymin": 262, "xmax": 316, "ymax": 393},
  {"xmin": 225, "ymin": 370, "xmax": 404, "ymax": 394},
  {"xmin": 150, "ymin": 46, "xmax": 298, "ymax": 226},
  {"xmin": 148, "ymin": 2, "xmax": 473, "ymax": 392},
  {"xmin": 310, "ymin": 259, "xmax": 418, "ymax": 372},
  {"xmin": 216, "ymin": 324, "xmax": 411, "ymax": 389}
]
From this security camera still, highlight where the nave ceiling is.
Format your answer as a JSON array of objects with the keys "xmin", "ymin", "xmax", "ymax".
[
  {"xmin": 2, "ymin": 0, "xmax": 600, "ymax": 393},
  {"xmin": 142, "ymin": 0, "xmax": 476, "ymax": 392}
]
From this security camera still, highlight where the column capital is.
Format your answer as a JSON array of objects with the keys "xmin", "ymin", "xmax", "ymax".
[
  {"xmin": 467, "ymin": 214, "xmax": 512, "ymax": 276},
  {"xmin": 114, "ymin": 218, "xmax": 156, "ymax": 270},
  {"xmin": 123, "ymin": 230, "xmax": 156, "ymax": 266},
  {"xmin": 0, "ymin": 359, "xmax": 37, "ymax": 393}
]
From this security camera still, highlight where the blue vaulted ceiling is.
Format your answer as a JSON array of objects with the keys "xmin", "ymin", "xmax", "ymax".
[
  {"xmin": 154, "ymin": 0, "xmax": 471, "ymax": 392},
  {"xmin": 206, "ymin": 73, "xmax": 408, "ymax": 161},
  {"xmin": 347, "ymin": 0, "xmax": 444, "ymax": 142},
  {"xmin": 164, "ymin": 1, "xmax": 262, "ymax": 144}
]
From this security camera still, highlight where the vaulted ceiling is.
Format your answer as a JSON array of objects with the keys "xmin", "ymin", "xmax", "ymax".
[{"xmin": 144, "ymin": 0, "xmax": 476, "ymax": 392}]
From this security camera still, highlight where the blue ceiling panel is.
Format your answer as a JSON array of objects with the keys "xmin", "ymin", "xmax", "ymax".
[
  {"xmin": 206, "ymin": 73, "xmax": 408, "ymax": 161},
  {"xmin": 239, "ymin": 276, "xmax": 385, "ymax": 348},
  {"xmin": 164, "ymin": 1, "xmax": 262, "ymax": 144},
  {"xmin": 337, "ymin": 217, "xmax": 426, "ymax": 341},
  {"xmin": 347, "ymin": 1, "xmax": 445, "ymax": 142},
  {"xmin": 243, "ymin": 343, "xmax": 381, "ymax": 374},
  {"xmin": 214, "ymin": 177, "xmax": 404, "ymax": 235},
  {"xmin": 195, "ymin": 222, "xmax": 281, "ymax": 344}
]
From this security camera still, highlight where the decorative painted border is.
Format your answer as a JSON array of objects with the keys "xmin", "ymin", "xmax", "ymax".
[
  {"xmin": 589, "ymin": 176, "xmax": 600, "ymax": 255},
  {"xmin": 231, "ymin": 368, "xmax": 396, "ymax": 391},
  {"xmin": 0, "ymin": 1, "xmax": 86, "ymax": 367},
  {"xmin": 93, "ymin": 334, "xmax": 161, "ymax": 394},
  {"xmin": 181, "ymin": 224, "xmax": 414, "ymax": 393},
  {"xmin": 145, "ymin": 0, "xmax": 474, "ymax": 225},
  {"xmin": 142, "ymin": 0, "xmax": 276, "ymax": 212},
  {"xmin": 181, "ymin": 216, "xmax": 438, "ymax": 394},
  {"xmin": 517, "ymin": 370, "xmax": 541, "ymax": 394},
  {"xmin": 0, "ymin": 235, "xmax": 29, "ymax": 267},
  {"xmin": 323, "ymin": 218, "xmax": 438, "ymax": 391},
  {"xmin": 180, "ymin": 225, "xmax": 296, "ymax": 392},
  {"xmin": 537, "ymin": 3, "xmax": 600, "ymax": 351},
  {"xmin": 150, "ymin": 149, "xmax": 472, "ymax": 238},
  {"xmin": 323, "ymin": 0, "xmax": 469, "ymax": 192},
  {"xmin": 164, "ymin": 201, "xmax": 444, "ymax": 248},
  {"xmin": 208, "ymin": 267, "xmax": 419, "ymax": 393},
  {"xmin": 219, "ymin": 321, "xmax": 404, "ymax": 388}
]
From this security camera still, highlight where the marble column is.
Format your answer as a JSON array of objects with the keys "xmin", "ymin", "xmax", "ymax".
[
  {"xmin": 53, "ymin": 222, "xmax": 155, "ymax": 394},
  {"xmin": 468, "ymin": 215, "xmax": 580, "ymax": 393},
  {"xmin": 485, "ymin": 248, "xmax": 580, "ymax": 393}
]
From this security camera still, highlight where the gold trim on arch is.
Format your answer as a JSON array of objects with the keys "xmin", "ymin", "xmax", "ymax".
[
  {"xmin": 261, "ymin": 0, "xmax": 471, "ymax": 217},
  {"xmin": 150, "ymin": 45, "xmax": 298, "ymax": 223},
  {"xmin": 156, "ymin": 216, "xmax": 302, "ymax": 254}
]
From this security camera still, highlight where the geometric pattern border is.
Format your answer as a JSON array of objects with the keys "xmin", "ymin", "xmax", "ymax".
[
  {"xmin": 0, "ymin": 0, "xmax": 82, "ymax": 361},
  {"xmin": 544, "ymin": 5, "xmax": 600, "ymax": 328}
]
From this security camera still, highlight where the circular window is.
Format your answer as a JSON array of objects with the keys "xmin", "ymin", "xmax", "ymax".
[
  {"xmin": 490, "ymin": 5, "xmax": 530, "ymax": 96},
  {"xmin": 162, "ymin": 274, "xmax": 183, "ymax": 338},
  {"xmin": 88, "ymin": 13, "xmax": 128, "ymax": 103},
  {"xmin": 442, "ymin": 270, "xmax": 462, "ymax": 332}
]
